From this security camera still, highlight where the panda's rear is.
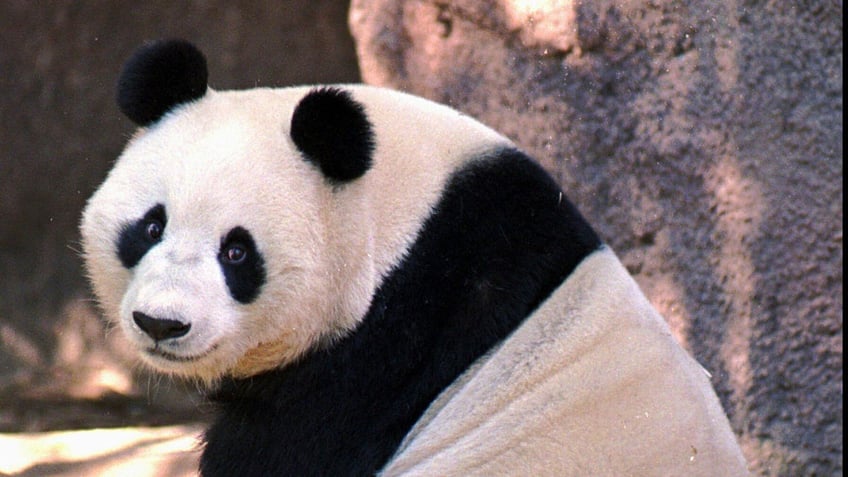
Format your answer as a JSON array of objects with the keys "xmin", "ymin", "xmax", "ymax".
[{"xmin": 81, "ymin": 40, "xmax": 749, "ymax": 476}]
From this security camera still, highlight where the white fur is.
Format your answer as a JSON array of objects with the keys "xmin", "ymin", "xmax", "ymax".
[
  {"xmin": 381, "ymin": 247, "xmax": 750, "ymax": 476},
  {"xmin": 81, "ymin": 85, "xmax": 510, "ymax": 382}
]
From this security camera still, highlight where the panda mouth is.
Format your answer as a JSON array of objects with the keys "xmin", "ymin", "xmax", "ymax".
[{"xmin": 145, "ymin": 343, "xmax": 219, "ymax": 362}]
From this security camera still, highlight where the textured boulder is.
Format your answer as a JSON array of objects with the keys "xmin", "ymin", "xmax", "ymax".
[{"xmin": 350, "ymin": 1, "xmax": 842, "ymax": 475}]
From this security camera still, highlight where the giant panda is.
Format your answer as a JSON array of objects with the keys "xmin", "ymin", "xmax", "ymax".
[{"xmin": 80, "ymin": 40, "xmax": 749, "ymax": 476}]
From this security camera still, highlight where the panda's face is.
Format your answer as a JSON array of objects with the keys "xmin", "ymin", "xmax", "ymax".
[{"xmin": 82, "ymin": 90, "xmax": 342, "ymax": 382}]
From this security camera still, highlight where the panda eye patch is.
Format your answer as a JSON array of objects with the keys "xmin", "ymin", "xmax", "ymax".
[
  {"xmin": 117, "ymin": 203, "xmax": 167, "ymax": 269},
  {"xmin": 218, "ymin": 226, "xmax": 266, "ymax": 304}
]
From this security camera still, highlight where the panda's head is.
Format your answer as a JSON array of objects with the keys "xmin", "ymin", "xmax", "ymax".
[
  {"xmin": 80, "ymin": 40, "xmax": 386, "ymax": 384},
  {"xmin": 82, "ymin": 40, "xmax": 509, "ymax": 383}
]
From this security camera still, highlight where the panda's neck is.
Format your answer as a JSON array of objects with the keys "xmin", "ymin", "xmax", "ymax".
[{"xmin": 201, "ymin": 148, "xmax": 601, "ymax": 476}]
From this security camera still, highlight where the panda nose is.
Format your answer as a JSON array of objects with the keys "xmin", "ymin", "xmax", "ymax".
[{"xmin": 132, "ymin": 311, "xmax": 191, "ymax": 341}]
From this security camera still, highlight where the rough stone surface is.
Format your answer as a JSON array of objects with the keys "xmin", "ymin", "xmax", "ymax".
[
  {"xmin": 350, "ymin": 1, "xmax": 842, "ymax": 475},
  {"xmin": 0, "ymin": 0, "xmax": 360, "ymax": 431}
]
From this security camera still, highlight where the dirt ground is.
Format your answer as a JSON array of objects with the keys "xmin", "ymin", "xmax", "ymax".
[
  {"xmin": 0, "ymin": 423, "xmax": 205, "ymax": 476},
  {"xmin": 0, "ymin": 380, "xmax": 210, "ymax": 475}
]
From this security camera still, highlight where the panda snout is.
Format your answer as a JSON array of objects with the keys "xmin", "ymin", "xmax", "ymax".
[{"xmin": 132, "ymin": 311, "xmax": 191, "ymax": 341}]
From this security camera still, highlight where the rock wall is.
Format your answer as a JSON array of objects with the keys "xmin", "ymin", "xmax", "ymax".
[{"xmin": 350, "ymin": 1, "xmax": 842, "ymax": 475}]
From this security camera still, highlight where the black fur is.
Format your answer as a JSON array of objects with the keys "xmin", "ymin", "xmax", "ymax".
[
  {"xmin": 218, "ymin": 226, "xmax": 266, "ymax": 304},
  {"xmin": 200, "ymin": 149, "xmax": 601, "ymax": 476},
  {"xmin": 290, "ymin": 87, "xmax": 375, "ymax": 183},
  {"xmin": 117, "ymin": 203, "xmax": 166, "ymax": 269},
  {"xmin": 117, "ymin": 39, "xmax": 208, "ymax": 126}
]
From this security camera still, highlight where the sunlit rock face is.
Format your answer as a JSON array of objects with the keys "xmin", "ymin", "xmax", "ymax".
[{"xmin": 350, "ymin": 1, "xmax": 843, "ymax": 475}]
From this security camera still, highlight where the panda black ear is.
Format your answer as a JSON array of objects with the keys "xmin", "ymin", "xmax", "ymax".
[
  {"xmin": 117, "ymin": 39, "xmax": 208, "ymax": 126},
  {"xmin": 290, "ymin": 87, "xmax": 375, "ymax": 183}
]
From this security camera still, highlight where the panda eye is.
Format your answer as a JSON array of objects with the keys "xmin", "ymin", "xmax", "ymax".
[
  {"xmin": 145, "ymin": 220, "xmax": 164, "ymax": 242},
  {"xmin": 221, "ymin": 244, "xmax": 247, "ymax": 265}
]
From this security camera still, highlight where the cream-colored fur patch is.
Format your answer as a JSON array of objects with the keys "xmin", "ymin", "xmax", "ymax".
[{"xmin": 381, "ymin": 247, "xmax": 749, "ymax": 476}]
